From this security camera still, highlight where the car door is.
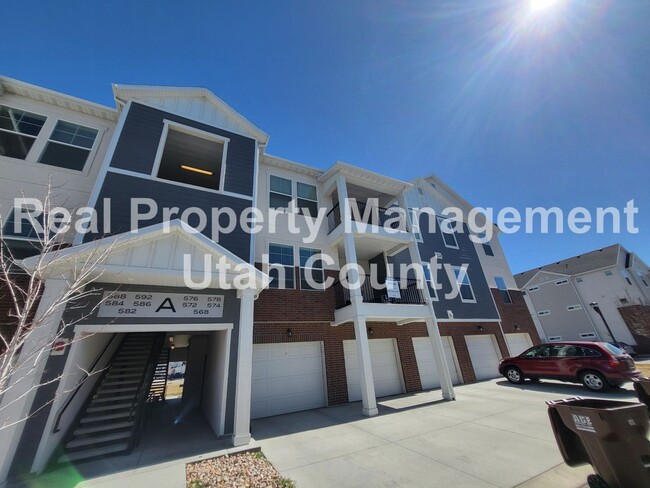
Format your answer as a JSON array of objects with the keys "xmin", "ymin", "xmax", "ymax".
[{"xmin": 518, "ymin": 345, "xmax": 552, "ymax": 376}]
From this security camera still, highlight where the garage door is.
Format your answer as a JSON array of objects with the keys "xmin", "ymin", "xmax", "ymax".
[
  {"xmin": 505, "ymin": 333, "xmax": 533, "ymax": 357},
  {"xmin": 412, "ymin": 336, "xmax": 461, "ymax": 389},
  {"xmin": 344, "ymin": 339, "xmax": 403, "ymax": 402},
  {"xmin": 465, "ymin": 335, "xmax": 502, "ymax": 381},
  {"xmin": 251, "ymin": 342, "xmax": 326, "ymax": 419}
]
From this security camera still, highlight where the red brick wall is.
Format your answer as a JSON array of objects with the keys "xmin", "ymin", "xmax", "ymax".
[
  {"xmin": 491, "ymin": 288, "xmax": 541, "ymax": 343},
  {"xmin": 618, "ymin": 305, "xmax": 650, "ymax": 354}
]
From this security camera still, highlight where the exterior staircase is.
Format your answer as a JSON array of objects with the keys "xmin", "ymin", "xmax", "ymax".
[{"xmin": 59, "ymin": 332, "xmax": 165, "ymax": 463}]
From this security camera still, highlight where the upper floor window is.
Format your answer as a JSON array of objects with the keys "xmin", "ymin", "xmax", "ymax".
[
  {"xmin": 477, "ymin": 232, "xmax": 494, "ymax": 256},
  {"xmin": 268, "ymin": 243, "xmax": 295, "ymax": 289},
  {"xmin": 269, "ymin": 175, "xmax": 292, "ymax": 210},
  {"xmin": 39, "ymin": 121, "xmax": 98, "ymax": 171},
  {"xmin": 297, "ymin": 182, "xmax": 318, "ymax": 216},
  {"xmin": 156, "ymin": 123, "xmax": 227, "ymax": 192},
  {"xmin": 409, "ymin": 208, "xmax": 423, "ymax": 242},
  {"xmin": 422, "ymin": 262, "xmax": 438, "ymax": 300},
  {"xmin": 620, "ymin": 270, "xmax": 633, "ymax": 285},
  {"xmin": 2, "ymin": 205, "xmax": 43, "ymax": 240},
  {"xmin": 494, "ymin": 276, "xmax": 511, "ymax": 304},
  {"xmin": 452, "ymin": 265, "xmax": 475, "ymax": 302},
  {"xmin": 299, "ymin": 247, "xmax": 324, "ymax": 290},
  {"xmin": 269, "ymin": 175, "xmax": 318, "ymax": 216},
  {"xmin": 0, "ymin": 106, "xmax": 47, "ymax": 160},
  {"xmin": 437, "ymin": 216, "xmax": 458, "ymax": 249}
]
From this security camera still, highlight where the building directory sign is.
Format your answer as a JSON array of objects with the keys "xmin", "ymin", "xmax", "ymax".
[{"xmin": 97, "ymin": 291, "xmax": 224, "ymax": 318}]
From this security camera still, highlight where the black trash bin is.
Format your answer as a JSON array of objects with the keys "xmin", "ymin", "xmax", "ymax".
[
  {"xmin": 633, "ymin": 377, "xmax": 650, "ymax": 410},
  {"xmin": 547, "ymin": 397, "xmax": 650, "ymax": 488}
]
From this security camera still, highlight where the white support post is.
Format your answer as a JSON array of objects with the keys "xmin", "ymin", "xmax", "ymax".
[
  {"xmin": 0, "ymin": 277, "xmax": 70, "ymax": 484},
  {"xmin": 232, "ymin": 288, "xmax": 255, "ymax": 446},
  {"xmin": 335, "ymin": 175, "xmax": 378, "ymax": 417}
]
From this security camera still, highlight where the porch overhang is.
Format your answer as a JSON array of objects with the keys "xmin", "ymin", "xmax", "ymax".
[{"xmin": 331, "ymin": 303, "xmax": 430, "ymax": 327}]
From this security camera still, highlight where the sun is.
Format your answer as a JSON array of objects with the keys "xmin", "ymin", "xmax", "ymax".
[{"xmin": 529, "ymin": 0, "xmax": 560, "ymax": 12}]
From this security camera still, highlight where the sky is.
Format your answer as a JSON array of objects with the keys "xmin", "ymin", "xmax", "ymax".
[{"xmin": 1, "ymin": 0, "xmax": 648, "ymax": 274}]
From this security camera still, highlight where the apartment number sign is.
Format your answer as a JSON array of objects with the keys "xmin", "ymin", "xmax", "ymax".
[{"xmin": 97, "ymin": 291, "xmax": 224, "ymax": 318}]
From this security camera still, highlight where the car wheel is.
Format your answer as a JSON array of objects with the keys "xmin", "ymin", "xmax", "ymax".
[
  {"xmin": 587, "ymin": 474, "xmax": 610, "ymax": 488},
  {"xmin": 504, "ymin": 366, "xmax": 524, "ymax": 384},
  {"xmin": 580, "ymin": 371, "xmax": 608, "ymax": 392}
]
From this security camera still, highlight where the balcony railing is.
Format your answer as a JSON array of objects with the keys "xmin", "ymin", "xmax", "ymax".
[
  {"xmin": 333, "ymin": 276, "xmax": 424, "ymax": 309},
  {"xmin": 326, "ymin": 202, "xmax": 406, "ymax": 234}
]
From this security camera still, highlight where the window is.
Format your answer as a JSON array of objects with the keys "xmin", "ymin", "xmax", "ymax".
[
  {"xmin": 269, "ymin": 175, "xmax": 292, "ymax": 210},
  {"xmin": 547, "ymin": 335, "xmax": 562, "ymax": 342},
  {"xmin": 580, "ymin": 347, "xmax": 601, "ymax": 357},
  {"xmin": 39, "ymin": 121, "xmax": 98, "ymax": 171},
  {"xmin": 555, "ymin": 279, "xmax": 568, "ymax": 286},
  {"xmin": 2, "ymin": 206, "xmax": 44, "ymax": 240},
  {"xmin": 156, "ymin": 125, "xmax": 226, "ymax": 191},
  {"xmin": 567, "ymin": 304, "xmax": 583, "ymax": 311},
  {"xmin": 494, "ymin": 276, "xmax": 511, "ymax": 304},
  {"xmin": 538, "ymin": 310, "xmax": 551, "ymax": 316},
  {"xmin": 620, "ymin": 270, "xmax": 633, "ymax": 285},
  {"xmin": 409, "ymin": 208, "xmax": 423, "ymax": 242},
  {"xmin": 528, "ymin": 286, "xmax": 540, "ymax": 292},
  {"xmin": 452, "ymin": 266, "xmax": 475, "ymax": 302},
  {"xmin": 522, "ymin": 345, "xmax": 550, "ymax": 358},
  {"xmin": 576, "ymin": 277, "xmax": 583, "ymax": 283},
  {"xmin": 299, "ymin": 247, "xmax": 324, "ymax": 291},
  {"xmin": 478, "ymin": 233, "xmax": 494, "ymax": 256},
  {"xmin": 297, "ymin": 182, "xmax": 318, "ymax": 216},
  {"xmin": 422, "ymin": 262, "xmax": 438, "ymax": 300},
  {"xmin": 268, "ymin": 243, "xmax": 295, "ymax": 289},
  {"xmin": 619, "ymin": 298, "xmax": 629, "ymax": 305},
  {"xmin": 0, "ymin": 106, "xmax": 47, "ymax": 160},
  {"xmin": 604, "ymin": 270, "xmax": 613, "ymax": 276},
  {"xmin": 579, "ymin": 332, "xmax": 598, "ymax": 340},
  {"xmin": 437, "ymin": 216, "xmax": 458, "ymax": 249}
]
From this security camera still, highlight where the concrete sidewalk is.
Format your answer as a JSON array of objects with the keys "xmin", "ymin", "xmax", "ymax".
[{"xmin": 252, "ymin": 379, "xmax": 638, "ymax": 488}]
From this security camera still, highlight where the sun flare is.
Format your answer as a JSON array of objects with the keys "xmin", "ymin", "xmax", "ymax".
[{"xmin": 530, "ymin": 0, "xmax": 560, "ymax": 12}]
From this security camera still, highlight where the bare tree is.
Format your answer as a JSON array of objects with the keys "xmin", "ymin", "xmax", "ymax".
[{"xmin": 0, "ymin": 184, "xmax": 115, "ymax": 430}]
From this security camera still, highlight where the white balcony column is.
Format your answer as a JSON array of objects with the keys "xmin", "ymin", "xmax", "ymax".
[
  {"xmin": 0, "ymin": 276, "xmax": 70, "ymax": 484},
  {"xmin": 232, "ymin": 288, "xmax": 256, "ymax": 446},
  {"xmin": 353, "ymin": 314, "xmax": 378, "ymax": 416}
]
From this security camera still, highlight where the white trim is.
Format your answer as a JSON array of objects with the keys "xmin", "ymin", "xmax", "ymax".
[
  {"xmin": 36, "ymin": 117, "xmax": 103, "ymax": 175},
  {"xmin": 422, "ymin": 262, "xmax": 439, "ymax": 301},
  {"xmin": 436, "ymin": 215, "xmax": 459, "ymax": 249},
  {"xmin": 249, "ymin": 142, "xmax": 260, "ymax": 264},
  {"xmin": 218, "ymin": 328, "xmax": 232, "ymax": 436},
  {"xmin": 452, "ymin": 265, "xmax": 476, "ymax": 303},
  {"xmin": 75, "ymin": 323, "xmax": 234, "ymax": 334},
  {"xmin": 267, "ymin": 171, "xmax": 319, "ymax": 216}
]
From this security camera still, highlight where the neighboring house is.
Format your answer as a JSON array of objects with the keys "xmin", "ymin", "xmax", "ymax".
[
  {"xmin": 0, "ymin": 76, "xmax": 536, "ymax": 482},
  {"xmin": 515, "ymin": 244, "xmax": 650, "ymax": 352}
]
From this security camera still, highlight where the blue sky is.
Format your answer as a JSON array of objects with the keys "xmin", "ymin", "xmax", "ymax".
[{"xmin": 1, "ymin": 0, "xmax": 648, "ymax": 273}]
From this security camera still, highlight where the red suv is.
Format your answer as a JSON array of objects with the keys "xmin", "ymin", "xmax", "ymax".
[{"xmin": 498, "ymin": 342, "xmax": 641, "ymax": 392}]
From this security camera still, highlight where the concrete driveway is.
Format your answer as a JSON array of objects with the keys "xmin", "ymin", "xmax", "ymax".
[{"xmin": 252, "ymin": 379, "xmax": 640, "ymax": 488}]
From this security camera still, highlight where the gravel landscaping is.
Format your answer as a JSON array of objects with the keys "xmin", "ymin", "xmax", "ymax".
[{"xmin": 186, "ymin": 451, "xmax": 295, "ymax": 488}]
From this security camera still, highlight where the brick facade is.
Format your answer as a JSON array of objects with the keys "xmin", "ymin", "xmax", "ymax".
[
  {"xmin": 490, "ymin": 288, "xmax": 541, "ymax": 343},
  {"xmin": 617, "ymin": 305, "xmax": 650, "ymax": 354}
]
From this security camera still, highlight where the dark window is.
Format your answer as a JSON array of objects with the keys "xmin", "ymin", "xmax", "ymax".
[
  {"xmin": 297, "ymin": 182, "xmax": 318, "ymax": 216},
  {"xmin": 579, "ymin": 347, "xmax": 601, "ymax": 357},
  {"xmin": 299, "ymin": 247, "xmax": 324, "ymax": 291},
  {"xmin": 453, "ymin": 266, "xmax": 475, "ymax": 301},
  {"xmin": 268, "ymin": 243, "xmax": 294, "ymax": 289},
  {"xmin": 269, "ymin": 175, "xmax": 292, "ymax": 209},
  {"xmin": 2, "ymin": 206, "xmax": 44, "ymax": 240},
  {"xmin": 157, "ymin": 127, "xmax": 224, "ymax": 191},
  {"xmin": 39, "ymin": 121, "xmax": 98, "ymax": 171},
  {"xmin": 522, "ymin": 345, "xmax": 550, "ymax": 358},
  {"xmin": 0, "ymin": 106, "xmax": 46, "ymax": 159},
  {"xmin": 494, "ymin": 276, "xmax": 512, "ymax": 304},
  {"xmin": 437, "ymin": 216, "xmax": 458, "ymax": 248}
]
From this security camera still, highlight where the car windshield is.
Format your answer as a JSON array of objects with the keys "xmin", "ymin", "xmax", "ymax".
[{"xmin": 602, "ymin": 342, "xmax": 625, "ymax": 355}]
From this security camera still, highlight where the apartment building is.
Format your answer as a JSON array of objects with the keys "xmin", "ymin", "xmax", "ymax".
[
  {"xmin": 515, "ymin": 244, "xmax": 650, "ymax": 352},
  {"xmin": 0, "ymin": 77, "xmax": 536, "ymax": 481}
]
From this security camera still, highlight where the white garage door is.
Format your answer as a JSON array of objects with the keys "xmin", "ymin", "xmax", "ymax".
[
  {"xmin": 505, "ymin": 333, "xmax": 533, "ymax": 357},
  {"xmin": 251, "ymin": 342, "xmax": 326, "ymax": 419},
  {"xmin": 412, "ymin": 336, "xmax": 461, "ymax": 389},
  {"xmin": 465, "ymin": 335, "xmax": 502, "ymax": 381},
  {"xmin": 344, "ymin": 339, "xmax": 403, "ymax": 402}
]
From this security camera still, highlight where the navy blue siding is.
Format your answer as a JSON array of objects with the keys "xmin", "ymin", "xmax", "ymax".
[{"xmin": 110, "ymin": 103, "xmax": 256, "ymax": 197}]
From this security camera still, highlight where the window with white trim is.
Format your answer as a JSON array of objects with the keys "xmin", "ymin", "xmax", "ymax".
[
  {"xmin": 437, "ymin": 216, "xmax": 458, "ymax": 249},
  {"xmin": 2, "ymin": 205, "xmax": 44, "ymax": 240},
  {"xmin": 268, "ymin": 243, "xmax": 295, "ymax": 289},
  {"xmin": 269, "ymin": 175, "xmax": 292, "ymax": 210},
  {"xmin": 269, "ymin": 175, "xmax": 318, "ymax": 216},
  {"xmin": 538, "ymin": 310, "xmax": 551, "ymax": 316},
  {"xmin": 494, "ymin": 276, "xmax": 512, "ymax": 304},
  {"xmin": 297, "ymin": 182, "xmax": 318, "ymax": 217},
  {"xmin": 0, "ymin": 106, "xmax": 47, "ymax": 160},
  {"xmin": 422, "ymin": 262, "xmax": 438, "ymax": 300},
  {"xmin": 409, "ymin": 208, "xmax": 423, "ymax": 242},
  {"xmin": 39, "ymin": 120, "xmax": 98, "ymax": 171},
  {"xmin": 567, "ymin": 304, "xmax": 583, "ymax": 311},
  {"xmin": 452, "ymin": 265, "xmax": 475, "ymax": 302},
  {"xmin": 299, "ymin": 247, "xmax": 324, "ymax": 291}
]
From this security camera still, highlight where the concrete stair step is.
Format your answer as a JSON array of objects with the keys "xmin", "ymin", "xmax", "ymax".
[
  {"xmin": 80, "ymin": 411, "xmax": 131, "ymax": 423},
  {"xmin": 86, "ymin": 402, "xmax": 133, "ymax": 413},
  {"xmin": 73, "ymin": 420, "xmax": 134, "ymax": 436},
  {"xmin": 91, "ymin": 394, "xmax": 136, "ymax": 404},
  {"xmin": 58, "ymin": 442, "xmax": 130, "ymax": 463},
  {"xmin": 96, "ymin": 386, "xmax": 139, "ymax": 394},
  {"xmin": 66, "ymin": 430, "xmax": 131, "ymax": 449}
]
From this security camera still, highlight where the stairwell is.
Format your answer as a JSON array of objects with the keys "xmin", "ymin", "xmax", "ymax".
[{"xmin": 59, "ymin": 332, "xmax": 165, "ymax": 463}]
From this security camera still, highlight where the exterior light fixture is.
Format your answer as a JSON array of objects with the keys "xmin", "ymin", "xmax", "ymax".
[
  {"xmin": 368, "ymin": 327, "xmax": 375, "ymax": 336},
  {"xmin": 168, "ymin": 336, "xmax": 175, "ymax": 343},
  {"xmin": 180, "ymin": 164, "xmax": 213, "ymax": 176},
  {"xmin": 477, "ymin": 325, "xmax": 484, "ymax": 331},
  {"xmin": 589, "ymin": 302, "xmax": 617, "ymax": 343},
  {"xmin": 287, "ymin": 328, "xmax": 293, "ymax": 337},
  {"xmin": 514, "ymin": 325, "xmax": 520, "ymax": 331}
]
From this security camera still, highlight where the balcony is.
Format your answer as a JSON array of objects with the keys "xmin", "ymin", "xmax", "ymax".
[
  {"xmin": 327, "ymin": 201, "xmax": 407, "ymax": 234},
  {"xmin": 333, "ymin": 276, "xmax": 424, "ymax": 309}
]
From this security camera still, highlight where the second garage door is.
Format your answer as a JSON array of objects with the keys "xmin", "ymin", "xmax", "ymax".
[
  {"xmin": 251, "ymin": 342, "xmax": 326, "ymax": 419},
  {"xmin": 465, "ymin": 335, "xmax": 502, "ymax": 381},
  {"xmin": 412, "ymin": 336, "xmax": 461, "ymax": 389},
  {"xmin": 505, "ymin": 333, "xmax": 533, "ymax": 357},
  {"xmin": 344, "ymin": 339, "xmax": 404, "ymax": 402}
]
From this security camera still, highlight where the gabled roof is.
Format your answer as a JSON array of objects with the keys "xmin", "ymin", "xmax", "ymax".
[
  {"xmin": 514, "ymin": 244, "xmax": 622, "ymax": 288},
  {"xmin": 19, "ymin": 220, "xmax": 270, "ymax": 291},
  {"xmin": 0, "ymin": 76, "xmax": 118, "ymax": 122},
  {"xmin": 318, "ymin": 161, "xmax": 413, "ymax": 195},
  {"xmin": 112, "ymin": 84, "xmax": 269, "ymax": 144}
]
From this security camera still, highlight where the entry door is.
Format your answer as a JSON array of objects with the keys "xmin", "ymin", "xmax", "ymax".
[
  {"xmin": 412, "ymin": 336, "xmax": 461, "ymax": 389},
  {"xmin": 343, "ymin": 339, "xmax": 404, "ymax": 402},
  {"xmin": 505, "ymin": 333, "xmax": 533, "ymax": 357},
  {"xmin": 465, "ymin": 335, "xmax": 502, "ymax": 381},
  {"xmin": 251, "ymin": 342, "xmax": 326, "ymax": 419}
]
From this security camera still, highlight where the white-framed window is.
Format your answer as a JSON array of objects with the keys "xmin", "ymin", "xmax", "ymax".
[
  {"xmin": 422, "ymin": 262, "xmax": 438, "ymax": 300},
  {"xmin": 409, "ymin": 208, "xmax": 423, "ymax": 242},
  {"xmin": 38, "ymin": 120, "xmax": 99, "ymax": 171},
  {"xmin": 297, "ymin": 182, "xmax": 318, "ymax": 216},
  {"xmin": 153, "ymin": 121, "xmax": 229, "ymax": 193},
  {"xmin": 576, "ymin": 277, "xmax": 583, "ymax": 283},
  {"xmin": 269, "ymin": 175, "xmax": 292, "ymax": 210},
  {"xmin": 436, "ymin": 216, "xmax": 458, "ymax": 249},
  {"xmin": 620, "ymin": 270, "xmax": 633, "ymax": 285},
  {"xmin": 567, "ymin": 304, "xmax": 583, "ymax": 311},
  {"xmin": 268, "ymin": 243, "xmax": 295, "ymax": 289},
  {"xmin": 528, "ymin": 286, "xmax": 540, "ymax": 292},
  {"xmin": 538, "ymin": 310, "xmax": 551, "ymax": 316},
  {"xmin": 548, "ymin": 335, "xmax": 562, "ymax": 342},
  {"xmin": 452, "ymin": 265, "xmax": 475, "ymax": 302},
  {"xmin": 0, "ymin": 105, "xmax": 47, "ymax": 160},
  {"xmin": 299, "ymin": 247, "xmax": 324, "ymax": 291},
  {"xmin": 494, "ymin": 276, "xmax": 512, "ymax": 304},
  {"xmin": 604, "ymin": 270, "xmax": 613, "ymax": 276},
  {"xmin": 555, "ymin": 279, "xmax": 568, "ymax": 286},
  {"xmin": 269, "ymin": 174, "xmax": 318, "ymax": 216},
  {"xmin": 2, "ymin": 205, "xmax": 44, "ymax": 240}
]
